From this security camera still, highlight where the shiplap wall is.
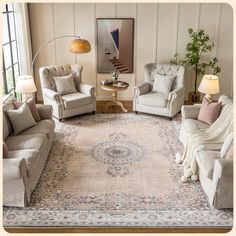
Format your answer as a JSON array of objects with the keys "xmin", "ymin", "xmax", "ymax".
[{"xmin": 29, "ymin": 3, "xmax": 233, "ymax": 101}]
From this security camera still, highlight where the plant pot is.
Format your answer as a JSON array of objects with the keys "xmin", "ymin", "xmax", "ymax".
[{"xmin": 188, "ymin": 91, "xmax": 201, "ymax": 104}]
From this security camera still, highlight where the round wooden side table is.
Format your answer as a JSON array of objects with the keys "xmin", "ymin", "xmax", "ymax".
[{"xmin": 101, "ymin": 81, "xmax": 129, "ymax": 112}]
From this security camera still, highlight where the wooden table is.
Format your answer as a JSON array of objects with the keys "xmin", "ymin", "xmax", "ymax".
[{"xmin": 101, "ymin": 81, "xmax": 129, "ymax": 112}]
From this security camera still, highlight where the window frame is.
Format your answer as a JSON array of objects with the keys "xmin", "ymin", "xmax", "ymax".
[{"xmin": 2, "ymin": 3, "xmax": 20, "ymax": 96}]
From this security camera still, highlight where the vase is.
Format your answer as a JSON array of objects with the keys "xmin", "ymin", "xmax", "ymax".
[{"xmin": 188, "ymin": 91, "xmax": 200, "ymax": 104}]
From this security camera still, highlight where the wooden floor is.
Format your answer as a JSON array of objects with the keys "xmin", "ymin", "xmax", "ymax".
[{"xmin": 5, "ymin": 100, "xmax": 232, "ymax": 233}]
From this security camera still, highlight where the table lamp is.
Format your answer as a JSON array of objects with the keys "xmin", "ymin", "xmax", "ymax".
[
  {"xmin": 15, "ymin": 75, "xmax": 37, "ymax": 101},
  {"xmin": 198, "ymin": 75, "xmax": 220, "ymax": 101}
]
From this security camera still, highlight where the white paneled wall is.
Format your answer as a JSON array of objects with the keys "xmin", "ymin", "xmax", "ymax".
[{"xmin": 29, "ymin": 3, "xmax": 233, "ymax": 102}]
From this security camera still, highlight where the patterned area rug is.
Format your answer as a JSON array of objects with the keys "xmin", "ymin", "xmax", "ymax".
[{"xmin": 3, "ymin": 113, "xmax": 233, "ymax": 227}]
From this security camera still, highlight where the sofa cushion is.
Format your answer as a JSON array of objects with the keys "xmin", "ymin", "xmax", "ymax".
[
  {"xmin": 5, "ymin": 133, "xmax": 47, "ymax": 153},
  {"xmin": 3, "ymin": 142, "xmax": 8, "ymax": 159},
  {"xmin": 139, "ymin": 92, "xmax": 168, "ymax": 107},
  {"xmin": 7, "ymin": 103, "xmax": 36, "ymax": 135},
  {"xmin": 8, "ymin": 149, "xmax": 40, "ymax": 177},
  {"xmin": 182, "ymin": 119, "xmax": 209, "ymax": 133},
  {"xmin": 13, "ymin": 97, "xmax": 41, "ymax": 122},
  {"xmin": 198, "ymin": 97, "xmax": 222, "ymax": 125},
  {"xmin": 196, "ymin": 150, "xmax": 220, "ymax": 179},
  {"xmin": 20, "ymin": 119, "xmax": 55, "ymax": 139},
  {"xmin": 62, "ymin": 92, "xmax": 92, "ymax": 109}
]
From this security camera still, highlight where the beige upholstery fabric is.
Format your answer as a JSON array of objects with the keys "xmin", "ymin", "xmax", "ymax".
[
  {"xmin": 53, "ymin": 73, "xmax": 77, "ymax": 95},
  {"xmin": 7, "ymin": 102, "xmax": 36, "ymax": 135},
  {"xmin": 39, "ymin": 64, "xmax": 96, "ymax": 120},
  {"xmin": 152, "ymin": 74, "xmax": 176, "ymax": 93},
  {"xmin": 179, "ymin": 95, "xmax": 233, "ymax": 209},
  {"xmin": 8, "ymin": 149, "xmax": 40, "ymax": 177},
  {"xmin": 139, "ymin": 92, "xmax": 168, "ymax": 107},
  {"xmin": 6, "ymin": 133, "xmax": 47, "ymax": 152},
  {"xmin": 62, "ymin": 92, "xmax": 92, "ymax": 109},
  {"xmin": 133, "ymin": 63, "xmax": 185, "ymax": 117},
  {"xmin": 220, "ymin": 132, "xmax": 233, "ymax": 158},
  {"xmin": 3, "ymin": 104, "xmax": 55, "ymax": 207},
  {"xmin": 196, "ymin": 150, "xmax": 220, "ymax": 179}
]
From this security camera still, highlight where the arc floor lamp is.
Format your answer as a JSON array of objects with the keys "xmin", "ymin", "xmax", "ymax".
[{"xmin": 16, "ymin": 35, "xmax": 91, "ymax": 100}]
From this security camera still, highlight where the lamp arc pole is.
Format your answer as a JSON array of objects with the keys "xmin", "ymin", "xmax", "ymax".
[{"xmin": 31, "ymin": 35, "xmax": 90, "ymax": 74}]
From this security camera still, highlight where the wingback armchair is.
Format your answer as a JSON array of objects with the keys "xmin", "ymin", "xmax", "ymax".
[
  {"xmin": 133, "ymin": 63, "xmax": 185, "ymax": 118},
  {"xmin": 39, "ymin": 64, "xmax": 96, "ymax": 121}
]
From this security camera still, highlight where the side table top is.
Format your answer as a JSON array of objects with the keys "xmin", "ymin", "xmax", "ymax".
[{"xmin": 101, "ymin": 81, "xmax": 129, "ymax": 92}]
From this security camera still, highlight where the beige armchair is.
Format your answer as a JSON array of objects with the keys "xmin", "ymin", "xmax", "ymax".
[
  {"xmin": 133, "ymin": 63, "xmax": 185, "ymax": 118},
  {"xmin": 39, "ymin": 64, "xmax": 96, "ymax": 121}
]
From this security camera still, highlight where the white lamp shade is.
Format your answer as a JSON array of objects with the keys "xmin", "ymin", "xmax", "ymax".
[
  {"xmin": 198, "ymin": 75, "xmax": 220, "ymax": 95},
  {"xmin": 15, "ymin": 75, "xmax": 37, "ymax": 93}
]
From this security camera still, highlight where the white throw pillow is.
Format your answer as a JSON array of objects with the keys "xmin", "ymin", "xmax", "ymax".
[
  {"xmin": 152, "ymin": 74, "xmax": 176, "ymax": 93},
  {"xmin": 220, "ymin": 132, "xmax": 233, "ymax": 158},
  {"xmin": 53, "ymin": 74, "xmax": 77, "ymax": 95},
  {"xmin": 7, "ymin": 102, "xmax": 36, "ymax": 135}
]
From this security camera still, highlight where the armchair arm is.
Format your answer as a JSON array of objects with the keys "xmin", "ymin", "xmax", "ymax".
[
  {"xmin": 181, "ymin": 105, "xmax": 201, "ymax": 120},
  {"xmin": 78, "ymin": 82, "xmax": 95, "ymax": 96},
  {"xmin": 42, "ymin": 88, "xmax": 62, "ymax": 105},
  {"xmin": 168, "ymin": 87, "xmax": 185, "ymax": 101},
  {"xmin": 133, "ymin": 82, "xmax": 151, "ymax": 97},
  {"xmin": 36, "ymin": 104, "xmax": 53, "ymax": 120},
  {"xmin": 3, "ymin": 158, "xmax": 27, "ymax": 181},
  {"xmin": 213, "ymin": 159, "xmax": 233, "ymax": 179}
]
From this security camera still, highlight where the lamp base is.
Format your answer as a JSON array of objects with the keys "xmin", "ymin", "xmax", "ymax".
[
  {"xmin": 205, "ymin": 94, "xmax": 212, "ymax": 102},
  {"xmin": 21, "ymin": 93, "xmax": 34, "ymax": 101}
]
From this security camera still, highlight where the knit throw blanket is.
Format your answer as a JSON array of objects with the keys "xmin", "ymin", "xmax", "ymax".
[{"xmin": 177, "ymin": 101, "xmax": 233, "ymax": 182}]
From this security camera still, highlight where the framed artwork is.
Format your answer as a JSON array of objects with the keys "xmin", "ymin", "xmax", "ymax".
[{"xmin": 96, "ymin": 18, "xmax": 134, "ymax": 74}]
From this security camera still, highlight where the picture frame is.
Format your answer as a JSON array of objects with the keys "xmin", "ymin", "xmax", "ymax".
[{"xmin": 96, "ymin": 18, "xmax": 134, "ymax": 74}]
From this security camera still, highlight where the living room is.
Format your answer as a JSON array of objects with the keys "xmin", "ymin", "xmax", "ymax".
[{"xmin": 1, "ymin": 1, "xmax": 234, "ymax": 234}]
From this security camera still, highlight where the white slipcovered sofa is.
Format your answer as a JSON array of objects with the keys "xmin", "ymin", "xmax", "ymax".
[
  {"xmin": 3, "ymin": 95, "xmax": 55, "ymax": 207},
  {"xmin": 179, "ymin": 95, "xmax": 233, "ymax": 208},
  {"xmin": 39, "ymin": 64, "xmax": 96, "ymax": 121},
  {"xmin": 133, "ymin": 63, "xmax": 185, "ymax": 118}
]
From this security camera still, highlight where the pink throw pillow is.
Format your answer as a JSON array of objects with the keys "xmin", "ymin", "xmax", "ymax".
[
  {"xmin": 3, "ymin": 142, "xmax": 8, "ymax": 159},
  {"xmin": 12, "ymin": 97, "xmax": 41, "ymax": 122},
  {"xmin": 225, "ymin": 144, "xmax": 233, "ymax": 159},
  {"xmin": 198, "ymin": 97, "xmax": 222, "ymax": 125}
]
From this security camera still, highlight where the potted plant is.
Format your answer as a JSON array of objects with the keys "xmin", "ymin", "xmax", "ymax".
[{"xmin": 170, "ymin": 28, "xmax": 221, "ymax": 103}]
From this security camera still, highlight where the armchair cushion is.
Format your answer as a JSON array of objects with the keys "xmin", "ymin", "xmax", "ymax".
[
  {"xmin": 53, "ymin": 73, "xmax": 77, "ymax": 95},
  {"xmin": 139, "ymin": 92, "xmax": 168, "ymax": 107},
  {"xmin": 152, "ymin": 74, "xmax": 176, "ymax": 93},
  {"xmin": 62, "ymin": 92, "xmax": 92, "ymax": 109}
]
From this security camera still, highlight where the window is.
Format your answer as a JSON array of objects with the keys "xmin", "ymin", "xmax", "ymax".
[{"xmin": 2, "ymin": 3, "xmax": 20, "ymax": 96}]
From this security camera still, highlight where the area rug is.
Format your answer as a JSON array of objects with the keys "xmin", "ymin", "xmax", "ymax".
[{"xmin": 3, "ymin": 113, "xmax": 233, "ymax": 228}]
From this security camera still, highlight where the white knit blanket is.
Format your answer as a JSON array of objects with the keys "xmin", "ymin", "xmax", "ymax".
[{"xmin": 178, "ymin": 101, "xmax": 233, "ymax": 182}]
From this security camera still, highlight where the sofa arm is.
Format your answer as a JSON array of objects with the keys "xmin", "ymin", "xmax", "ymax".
[
  {"xmin": 181, "ymin": 105, "xmax": 201, "ymax": 120},
  {"xmin": 168, "ymin": 87, "xmax": 185, "ymax": 101},
  {"xmin": 3, "ymin": 158, "xmax": 27, "ymax": 181},
  {"xmin": 43, "ymin": 88, "xmax": 62, "ymax": 104},
  {"xmin": 78, "ymin": 82, "xmax": 95, "ymax": 96},
  {"xmin": 36, "ymin": 104, "xmax": 53, "ymax": 120},
  {"xmin": 213, "ymin": 159, "xmax": 233, "ymax": 179},
  {"xmin": 133, "ymin": 82, "xmax": 151, "ymax": 97}
]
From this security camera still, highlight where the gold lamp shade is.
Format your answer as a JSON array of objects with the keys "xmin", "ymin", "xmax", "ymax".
[{"xmin": 70, "ymin": 38, "xmax": 91, "ymax": 53}]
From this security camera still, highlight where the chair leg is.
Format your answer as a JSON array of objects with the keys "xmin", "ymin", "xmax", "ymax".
[
  {"xmin": 92, "ymin": 111, "xmax": 96, "ymax": 115},
  {"xmin": 169, "ymin": 117, "xmax": 172, "ymax": 121},
  {"xmin": 59, "ymin": 118, "xmax": 64, "ymax": 122},
  {"xmin": 135, "ymin": 111, "xmax": 138, "ymax": 114}
]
